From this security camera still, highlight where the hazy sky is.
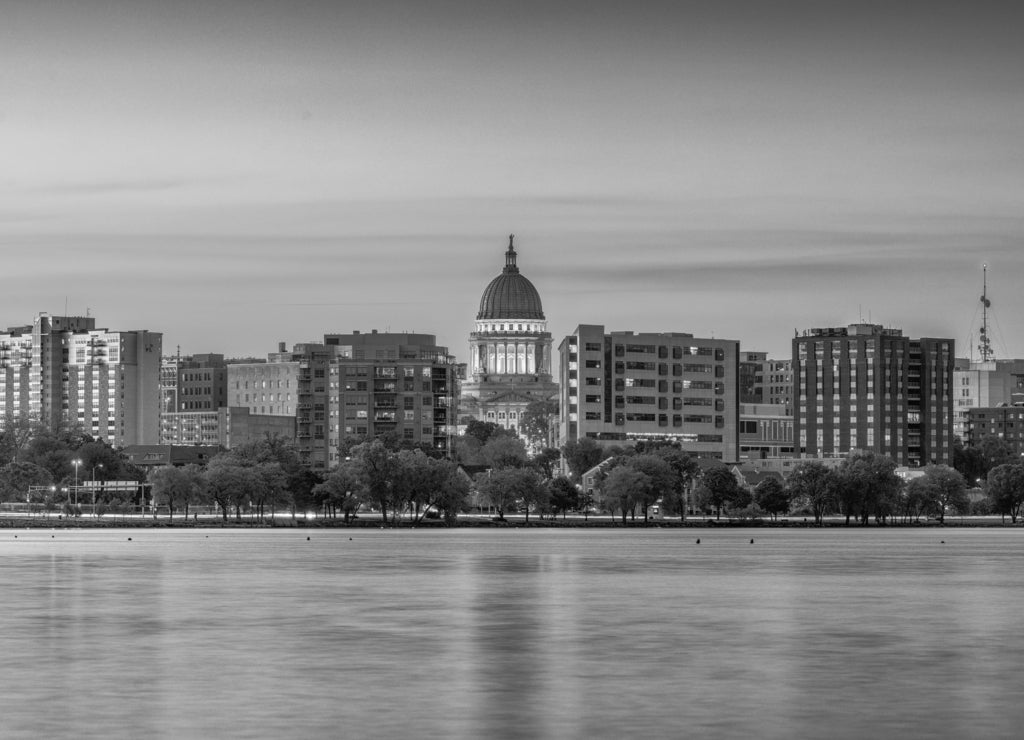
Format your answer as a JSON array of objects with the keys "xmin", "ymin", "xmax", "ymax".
[{"xmin": 3, "ymin": 0, "xmax": 1022, "ymax": 361}]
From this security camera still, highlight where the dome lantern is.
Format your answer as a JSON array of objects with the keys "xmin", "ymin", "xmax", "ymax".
[{"xmin": 476, "ymin": 235, "xmax": 545, "ymax": 321}]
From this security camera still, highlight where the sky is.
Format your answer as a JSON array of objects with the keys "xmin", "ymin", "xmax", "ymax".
[{"xmin": 2, "ymin": 0, "xmax": 1023, "ymax": 361}]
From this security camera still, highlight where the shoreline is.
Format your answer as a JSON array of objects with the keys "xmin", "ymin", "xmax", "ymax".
[{"xmin": 1, "ymin": 515, "xmax": 1019, "ymax": 529}]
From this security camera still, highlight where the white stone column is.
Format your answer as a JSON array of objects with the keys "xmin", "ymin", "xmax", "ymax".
[{"xmin": 527, "ymin": 343, "xmax": 536, "ymax": 374}]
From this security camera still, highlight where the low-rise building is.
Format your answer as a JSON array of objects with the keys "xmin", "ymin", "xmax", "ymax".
[
  {"xmin": 965, "ymin": 405, "xmax": 1024, "ymax": 456},
  {"xmin": 739, "ymin": 403, "xmax": 794, "ymax": 460}
]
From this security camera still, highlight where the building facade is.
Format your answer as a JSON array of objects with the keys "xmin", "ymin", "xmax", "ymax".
[
  {"xmin": 459, "ymin": 236, "xmax": 559, "ymax": 433},
  {"xmin": 159, "ymin": 353, "xmax": 229, "ymax": 445},
  {"xmin": 739, "ymin": 351, "xmax": 792, "ymax": 412},
  {"xmin": 793, "ymin": 323, "xmax": 955, "ymax": 467},
  {"xmin": 965, "ymin": 405, "xmax": 1024, "ymax": 456},
  {"xmin": 739, "ymin": 403, "xmax": 795, "ymax": 460},
  {"xmin": 231, "ymin": 332, "xmax": 458, "ymax": 469},
  {"xmin": 558, "ymin": 325, "xmax": 739, "ymax": 461},
  {"xmin": 0, "ymin": 313, "xmax": 161, "ymax": 446},
  {"xmin": 952, "ymin": 359, "xmax": 1024, "ymax": 441}
]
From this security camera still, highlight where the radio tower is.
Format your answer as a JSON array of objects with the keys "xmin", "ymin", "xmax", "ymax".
[{"xmin": 978, "ymin": 264, "xmax": 994, "ymax": 362}]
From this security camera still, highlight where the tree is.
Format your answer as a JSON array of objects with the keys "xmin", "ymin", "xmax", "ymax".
[
  {"xmin": 600, "ymin": 466, "xmax": 648, "ymax": 524},
  {"xmin": 916, "ymin": 465, "xmax": 969, "ymax": 523},
  {"xmin": 288, "ymin": 468, "xmax": 324, "ymax": 518},
  {"xmin": 531, "ymin": 447, "xmax": 561, "ymax": 480},
  {"xmin": 464, "ymin": 419, "xmax": 511, "ymax": 446},
  {"xmin": 902, "ymin": 477, "xmax": 931, "ymax": 523},
  {"xmin": 548, "ymin": 476, "xmax": 579, "ymax": 519},
  {"xmin": 150, "ymin": 464, "xmax": 205, "ymax": 520},
  {"xmin": 313, "ymin": 463, "xmax": 367, "ymax": 522},
  {"xmin": 0, "ymin": 461, "xmax": 52, "ymax": 503},
  {"xmin": 0, "ymin": 416, "xmax": 40, "ymax": 466},
  {"xmin": 481, "ymin": 435, "xmax": 528, "ymax": 470},
  {"xmin": 626, "ymin": 455, "xmax": 675, "ymax": 522},
  {"xmin": 954, "ymin": 436, "xmax": 1016, "ymax": 486},
  {"xmin": 477, "ymin": 467, "xmax": 537, "ymax": 520},
  {"xmin": 700, "ymin": 465, "xmax": 740, "ymax": 520},
  {"xmin": 753, "ymin": 476, "xmax": 790, "ymax": 520},
  {"xmin": 519, "ymin": 399, "xmax": 558, "ymax": 449},
  {"xmin": 392, "ymin": 450, "xmax": 457, "ymax": 523},
  {"xmin": 348, "ymin": 439, "xmax": 401, "ymax": 524},
  {"xmin": 434, "ymin": 465, "xmax": 471, "ymax": 526},
  {"xmin": 519, "ymin": 470, "xmax": 549, "ymax": 522},
  {"xmin": 561, "ymin": 438, "xmax": 606, "ymax": 480},
  {"xmin": 655, "ymin": 448, "xmax": 699, "ymax": 520},
  {"xmin": 453, "ymin": 434, "xmax": 485, "ymax": 466},
  {"xmin": 987, "ymin": 463, "xmax": 1024, "ymax": 523},
  {"xmin": 786, "ymin": 462, "xmax": 837, "ymax": 525},
  {"xmin": 204, "ymin": 457, "xmax": 252, "ymax": 522},
  {"xmin": 835, "ymin": 450, "xmax": 902, "ymax": 525}
]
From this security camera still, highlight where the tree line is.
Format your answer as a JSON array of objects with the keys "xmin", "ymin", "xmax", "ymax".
[{"xmin": 4, "ymin": 402, "xmax": 1024, "ymax": 525}]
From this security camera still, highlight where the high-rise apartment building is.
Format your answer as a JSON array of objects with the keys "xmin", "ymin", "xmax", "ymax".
[
  {"xmin": 230, "ymin": 332, "xmax": 458, "ymax": 469},
  {"xmin": 558, "ymin": 325, "xmax": 739, "ymax": 461},
  {"xmin": 0, "ymin": 313, "xmax": 161, "ymax": 445},
  {"xmin": 793, "ymin": 323, "xmax": 954, "ymax": 466}
]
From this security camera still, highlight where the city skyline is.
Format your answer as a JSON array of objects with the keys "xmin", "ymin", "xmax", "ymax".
[{"xmin": 3, "ymin": 1, "xmax": 1023, "ymax": 360}]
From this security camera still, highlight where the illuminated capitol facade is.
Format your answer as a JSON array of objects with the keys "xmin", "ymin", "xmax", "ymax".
[{"xmin": 459, "ymin": 235, "xmax": 558, "ymax": 432}]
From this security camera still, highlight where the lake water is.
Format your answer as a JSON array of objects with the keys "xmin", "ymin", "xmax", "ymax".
[{"xmin": 1, "ymin": 527, "xmax": 1023, "ymax": 739}]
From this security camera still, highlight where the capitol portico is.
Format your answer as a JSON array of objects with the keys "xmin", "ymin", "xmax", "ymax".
[{"xmin": 459, "ymin": 236, "xmax": 559, "ymax": 433}]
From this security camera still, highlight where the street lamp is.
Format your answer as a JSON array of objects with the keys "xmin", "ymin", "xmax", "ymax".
[
  {"xmin": 92, "ymin": 463, "xmax": 104, "ymax": 509},
  {"xmin": 71, "ymin": 458, "xmax": 82, "ymax": 507}
]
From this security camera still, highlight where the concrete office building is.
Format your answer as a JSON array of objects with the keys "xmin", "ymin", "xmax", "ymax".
[
  {"xmin": 0, "ymin": 313, "xmax": 161, "ymax": 446},
  {"xmin": 558, "ymin": 324, "xmax": 739, "ymax": 461},
  {"xmin": 160, "ymin": 353, "xmax": 230, "ymax": 446},
  {"xmin": 793, "ymin": 323, "xmax": 954, "ymax": 467}
]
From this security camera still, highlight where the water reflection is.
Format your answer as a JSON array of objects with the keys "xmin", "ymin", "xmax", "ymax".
[{"xmin": 1, "ymin": 529, "xmax": 1024, "ymax": 739}]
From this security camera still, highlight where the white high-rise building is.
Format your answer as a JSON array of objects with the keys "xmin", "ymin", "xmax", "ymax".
[{"xmin": 0, "ymin": 313, "xmax": 162, "ymax": 446}]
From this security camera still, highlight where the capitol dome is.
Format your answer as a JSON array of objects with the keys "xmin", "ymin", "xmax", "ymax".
[{"xmin": 476, "ymin": 235, "xmax": 545, "ymax": 321}]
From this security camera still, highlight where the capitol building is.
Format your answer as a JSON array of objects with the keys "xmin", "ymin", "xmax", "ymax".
[{"xmin": 459, "ymin": 235, "xmax": 559, "ymax": 433}]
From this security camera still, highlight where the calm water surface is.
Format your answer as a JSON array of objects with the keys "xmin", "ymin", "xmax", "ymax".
[{"xmin": 1, "ymin": 528, "xmax": 1023, "ymax": 739}]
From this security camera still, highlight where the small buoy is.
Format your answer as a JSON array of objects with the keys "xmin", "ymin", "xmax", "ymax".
[
  {"xmin": 750, "ymin": 539, "xmax": 754, "ymax": 544},
  {"xmin": 306, "ymin": 536, "xmax": 310, "ymax": 541},
  {"xmin": 696, "ymin": 539, "xmax": 700, "ymax": 544},
  {"xmin": 128, "ymin": 537, "xmax": 132, "ymax": 541},
  {"xmin": 349, "ymin": 537, "xmax": 352, "ymax": 541},
  {"xmin": 941, "ymin": 540, "xmax": 945, "ymax": 544}
]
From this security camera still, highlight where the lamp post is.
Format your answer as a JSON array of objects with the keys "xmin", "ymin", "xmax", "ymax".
[
  {"xmin": 92, "ymin": 463, "xmax": 104, "ymax": 508},
  {"xmin": 71, "ymin": 458, "xmax": 82, "ymax": 507}
]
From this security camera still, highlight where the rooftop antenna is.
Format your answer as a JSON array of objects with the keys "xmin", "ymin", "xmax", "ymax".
[{"xmin": 979, "ymin": 264, "xmax": 994, "ymax": 361}]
